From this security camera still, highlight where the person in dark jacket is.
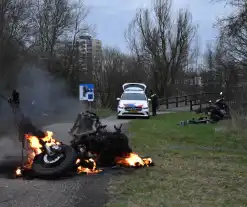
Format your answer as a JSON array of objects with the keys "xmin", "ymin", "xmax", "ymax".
[
  {"xmin": 8, "ymin": 89, "xmax": 20, "ymax": 110},
  {"xmin": 150, "ymin": 90, "xmax": 158, "ymax": 116},
  {"xmin": 12, "ymin": 89, "xmax": 20, "ymax": 105}
]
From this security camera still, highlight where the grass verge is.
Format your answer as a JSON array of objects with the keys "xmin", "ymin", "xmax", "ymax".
[
  {"xmin": 94, "ymin": 108, "xmax": 114, "ymax": 118},
  {"xmin": 106, "ymin": 112, "xmax": 247, "ymax": 206}
]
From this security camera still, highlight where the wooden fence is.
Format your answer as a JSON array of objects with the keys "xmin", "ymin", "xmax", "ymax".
[
  {"xmin": 158, "ymin": 92, "xmax": 219, "ymax": 111},
  {"xmin": 158, "ymin": 92, "xmax": 247, "ymax": 112}
]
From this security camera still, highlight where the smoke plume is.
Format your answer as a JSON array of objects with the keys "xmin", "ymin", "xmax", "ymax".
[{"xmin": 0, "ymin": 65, "xmax": 86, "ymax": 161}]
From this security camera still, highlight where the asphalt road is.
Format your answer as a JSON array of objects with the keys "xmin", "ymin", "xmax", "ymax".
[{"xmin": 0, "ymin": 115, "xmax": 130, "ymax": 207}]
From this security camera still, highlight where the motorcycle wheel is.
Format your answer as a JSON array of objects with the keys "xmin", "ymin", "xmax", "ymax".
[{"xmin": 32, "ymin": 145, "xmax": 77, "ymax": 177}]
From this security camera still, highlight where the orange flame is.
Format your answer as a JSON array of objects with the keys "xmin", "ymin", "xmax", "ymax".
[
  {"xmin": 76, "ymin": 158, "xmax": 102, "ymax": 174},
  {"xmin": 115, "ymin": 153, "xmax": 153, "ymax": 167},
  {"xmin": 15, "ymin": 167, "xmax": 22, "ymax": 177},
  {"xmin": 15, "ymin": 131, "xmax": 61, "ymax": 176},
  {"xmin": 25, "ymin": 131, "xmax": 60, "ymax": 154}
]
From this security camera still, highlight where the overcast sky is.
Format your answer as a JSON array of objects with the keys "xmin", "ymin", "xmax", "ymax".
[{"xmin": 84, "ymin": 0, "xmax": 233, "ymax": 53}]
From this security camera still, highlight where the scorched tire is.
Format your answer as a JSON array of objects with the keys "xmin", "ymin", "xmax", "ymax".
[{"xmin": 32, "ymin": 145, "xmax": 77, "ymax": 177}]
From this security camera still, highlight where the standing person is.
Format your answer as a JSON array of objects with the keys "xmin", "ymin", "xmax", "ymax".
[
  {"xmin": 12, "ymin": 89, "xmax": 20, "ymax": 108},
  {"xmin": 150, "ymin": 90, "xmax": 158, "ymax": 116},
  {"xmin": 8, "ymin": 89, "xmax": 23, "ymax": 136},
  {"xmin": 8, "ymin": 89, "xmax": 20, "ymax": 113}
]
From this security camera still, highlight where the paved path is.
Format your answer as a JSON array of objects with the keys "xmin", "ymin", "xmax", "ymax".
[{"xmin": 0, "ymin": 116, "xmax": 130, "ymax": 207}]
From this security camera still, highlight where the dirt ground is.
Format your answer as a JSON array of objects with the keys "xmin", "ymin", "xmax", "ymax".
[{"xmin": 0, "ymin": 111, "xmax": 129, "ymax": 207}]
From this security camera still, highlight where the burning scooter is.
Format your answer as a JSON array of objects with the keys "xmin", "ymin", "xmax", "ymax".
[
  {"xmin": 6, "ymin": 90, "xmax": 153, "ymax": 178},
  {"xmin": 69, "ymin": 111, "xmax": 153, "ymax": 174},
  {"xmin": 15, "ymin": 110, "xmax": 153, "ymax": 178}
]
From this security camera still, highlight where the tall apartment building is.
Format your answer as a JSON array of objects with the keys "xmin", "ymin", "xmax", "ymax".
[
  {"xmin": 55, "ymin": 33, "xmax": 102, "ymax": 77},
  {"xmin": 78, "ymin": 33, "xmax": 102, "ymax": 73}
]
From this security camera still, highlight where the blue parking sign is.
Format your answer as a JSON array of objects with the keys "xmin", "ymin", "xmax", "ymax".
[{"xmin": 79, "ymin": 84, "xmax": 94, "ymax": 101}]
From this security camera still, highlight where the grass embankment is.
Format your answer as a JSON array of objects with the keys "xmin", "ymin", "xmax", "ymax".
[{"xmin": 106, "ymin": 112, "xmax": 247, "ymax": 206}]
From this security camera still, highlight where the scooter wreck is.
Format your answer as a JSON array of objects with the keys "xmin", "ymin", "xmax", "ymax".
[
  {"xmin": 178, "ymin": 92, "xmax": 230, "ymax": 126},
  {"xmin": 204, "ymin": 92, "xmax": 230, "ymax": 121},
  {"xmin": 69, "ymin": 111, "xmax": 153, "ymax": 172},
  {"xmin": 10, "ymin": 100, "xmax": 153, "ymax": 178}
]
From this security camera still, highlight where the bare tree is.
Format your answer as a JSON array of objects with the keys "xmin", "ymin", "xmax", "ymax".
[
  {"xmin": 59, "ymin": 0, "xmax": 89, "ymax": 94},
  {"xmin": 0, "ymin": 0, "xmax": 93, "ymax": 98},
  {"xmin": 93, "ymin": 47, "xmax": 149, "ymax": 108},
  {"xmin": 126, "ymin": 0, "xmax": 196, "ymax": 97},
  {"xmin": 70, "ymin": 0, "xmax": 89, "ymax": 67},
  {"xmin": 216, "ymin": 0, "xmax": 247, "ymax": 35},
  {"xmin": 93, "ymin": 47, "xmax": 125, "ymax": 107},
  {"xmin": 214, "ymin": 0, "xmax": 247, "ymax": 68},
  {"xmin": 32, "ymin": 0, "xmax": 74, "ymax": 56},
  {"xmin": 201, "ymin": 33, "xmax": 241, "ymax": 100},
  {"xmin": 0, "ymin": 0, "xmax": 33, "ymax": 89}
]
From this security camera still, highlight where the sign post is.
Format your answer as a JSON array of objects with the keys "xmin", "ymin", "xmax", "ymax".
[{"xmin": 79, "ymin": 84, "xmax": 94, "ymax": 111}]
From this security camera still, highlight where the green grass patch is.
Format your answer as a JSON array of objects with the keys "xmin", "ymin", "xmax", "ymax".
[
  {"xmin": 128, "ymin": 112, "xmax": 247, "ymax": 151},
  {"xmin": 93, "ymin": 108, "xmax": 114, "ymax": 118},
  {"xmin": 106, "ymin": 112, "xmax": 247, "ymax": 207}
]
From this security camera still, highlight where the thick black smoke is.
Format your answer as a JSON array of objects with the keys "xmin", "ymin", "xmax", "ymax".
[
  {"xmin": 17, "ymin": 66, "xmax": 82, "ymax": 117},
  {"xmin": 0, "ymin": 65, "xmax": 86, "ymax": 124},
  {"xmin": 0, "ymin": 65, "xmax": 86, "ymax": 161}
]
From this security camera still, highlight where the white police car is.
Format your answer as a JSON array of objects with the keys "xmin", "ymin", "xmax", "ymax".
[{"xmin": 116, "ymin": 83, "xmax": 150, "ymax": 119}]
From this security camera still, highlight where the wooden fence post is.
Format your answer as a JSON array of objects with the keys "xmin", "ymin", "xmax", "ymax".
[
  {"xmin": 166, "ymin": 98, "xmax": 169, "ymax": 109},
  {"xmin": 190, "ymin": 100, "xmax": 193, "ymax": 111}
]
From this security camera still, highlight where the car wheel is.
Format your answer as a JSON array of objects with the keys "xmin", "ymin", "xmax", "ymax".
[{"xmin": 117, "ymin": 116, "xmax": 121, "ymax": 119}]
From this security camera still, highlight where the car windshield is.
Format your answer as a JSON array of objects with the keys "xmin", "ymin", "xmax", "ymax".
[{"xmin": 121, "ymin": 93, "xmax": 146, "ymax": 100}]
